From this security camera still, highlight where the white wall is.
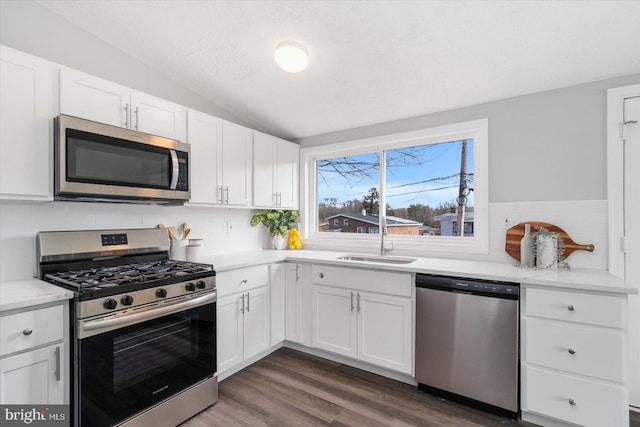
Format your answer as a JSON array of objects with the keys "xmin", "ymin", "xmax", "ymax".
[{"xmin": 0, "ymin": 201, "xmax": 271, "ymax": 282}]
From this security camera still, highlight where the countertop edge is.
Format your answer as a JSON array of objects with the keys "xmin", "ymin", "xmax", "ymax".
[{"xmin": 0, "ymin": 279, "xmax": 75, "ymax": 313}]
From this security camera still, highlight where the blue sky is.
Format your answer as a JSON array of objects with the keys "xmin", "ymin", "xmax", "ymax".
[{"xmin": 317, "ymin": 140, "xmax": 474, "ymax": 210}]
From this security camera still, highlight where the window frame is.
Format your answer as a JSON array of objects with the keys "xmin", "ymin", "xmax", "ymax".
[{"xmin": 299, "ymin": 119, "xmax": 489, "ymax": 255}]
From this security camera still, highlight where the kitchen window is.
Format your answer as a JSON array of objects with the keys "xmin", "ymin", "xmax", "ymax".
[{"xmin": 301, "ymin": 119, "xmax": 488, "ymax": 255}]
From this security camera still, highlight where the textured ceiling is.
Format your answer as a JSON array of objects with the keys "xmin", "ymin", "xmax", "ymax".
[{"xmin": 37, "ymin": 0, "xmax": 640, "ymax": 140}]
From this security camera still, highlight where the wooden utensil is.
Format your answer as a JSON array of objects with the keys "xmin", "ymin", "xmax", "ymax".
[
  {"xmin": 505, "ymin": 222, "xmax": 594, "ymax": 262},
  {"xmin": 167, "ymin": 226, "xmax": 178, "ymax": 240}
]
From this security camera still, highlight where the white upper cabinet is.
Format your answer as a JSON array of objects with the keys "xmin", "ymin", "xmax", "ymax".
[
  {"xmin": 60, "ymin": 68, "xmax": 187, "ymax": 141},
  {"xmin": 186, "ymin": 109, "xmax": 222, "ymax": 205},
  {"xmin": 221, "ymin": 120, "xmax": 252, "ymax": 206},
  {"xmin": 0, "ymin": 46, "xmax": 56, "ymax": 201},
  {"xmin": 253, "ymin": 131, "xmax": 299, "ymax": 209}
]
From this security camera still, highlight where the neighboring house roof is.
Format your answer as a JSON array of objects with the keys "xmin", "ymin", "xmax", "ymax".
[
  {"xmin": 433, "ymin": 212, "xmax": 475, "ymax": 222},
  {"xmin": 325, "ymin": 213, "xmax": 421, "ymax": 227}
]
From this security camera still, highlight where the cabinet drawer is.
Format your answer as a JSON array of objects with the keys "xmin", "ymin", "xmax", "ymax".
[
  {"xmin": 217, "ymin": 265, "xmax": 269, "ymax": 297},
  {"xmin": 525, "ymin": 318, "xmax": 623, "ymax": 382},
  {"xmin": 524, "ymin": 366, "xmax": 624, "ymax": 427},
  {"xmin": 0, "ymin": 305, "xmax": 64, "ymax": 356},
  {"xmin": 525, "ymin": 288, "xmax": 623, "ymax": 328},
  {"xmin": 311, "ymin": 265, "xmax": 412, "ymax": 297}
]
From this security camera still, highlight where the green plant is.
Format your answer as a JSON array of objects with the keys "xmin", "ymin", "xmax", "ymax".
[{"xmin": 250, "ymin": 209, "xmax": 299, "ymax": 237}]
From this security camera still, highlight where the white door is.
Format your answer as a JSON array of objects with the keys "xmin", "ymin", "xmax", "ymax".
[
  {"xmin": 270, "ymin": 264, "xmax": 285, "ymax": 346},
  {"xmin": 0, "ymin": 46, "xmax": 53, "ymax": 200},
  {"xmin": 60, "ymin": 68, "xmax": 129, "ymax": 128},
  {"xmin": 311, "ymin": 285, "xmax": 357, "ymax": 358},
  {"xmin": 221, "ymin": 121, "xmax": 252, "ymax": 206},
  {"xmin": 0, "ymin": 344, "xmax": 64, "ymax": 404},
  {"xmin": 357, "ymin": 291, "xmax": 413, "ymax": 374},
  {"xmin": 253, "ymin": 132, "xmax": 276, "ymax": 207},
  {"xmin": 216, "ymin": 293, "xmax": 244, "ymax": 373},
  {"xmin": 243, "ymin": 286, "xmax": 270, "ymax": 360},
  {"xmin": 130, "ymin": 91, "xmax": 187, "ymax": 141},
  {"xmin": 623, "ymin": 95, "xmax": 640, "ymax": 409},
  {"xmin": 275, "ymin": 139, "xmax": 299, "ymax": 209},
  {"xmin": 285, "ymin": 263, "xmax": 303, "ymax": 343},
  {"xmin": 186, "ymin": 110, "xmax": 222, "ymax": 205}
]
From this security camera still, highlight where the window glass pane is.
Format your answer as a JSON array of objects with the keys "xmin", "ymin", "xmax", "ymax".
[
  {"xmin": 385, "ymin": 139, "xmax": 474, "ymax": 237},
  {"xmin": 317, "ymin": 153, "xmax": 380, "ymax": 234}
]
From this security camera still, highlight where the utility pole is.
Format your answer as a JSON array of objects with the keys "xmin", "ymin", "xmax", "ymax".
[{"xmin": 456, "ymin": 140, "xmax": 468, "ymax": 236}]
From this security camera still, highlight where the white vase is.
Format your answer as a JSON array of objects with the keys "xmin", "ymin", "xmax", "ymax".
[
  {"xmin": 169, "ymin": 240, "xmax": 188, "ymax": 261},
  {"xmin": 272, "ymin": 232, "xmax": 288, "ymax": 250}
]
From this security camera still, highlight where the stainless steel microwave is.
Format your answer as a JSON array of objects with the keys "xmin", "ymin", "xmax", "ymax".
[{"xmin": 54, "ymin": 115, "xmax": 190, "ymax": 204}]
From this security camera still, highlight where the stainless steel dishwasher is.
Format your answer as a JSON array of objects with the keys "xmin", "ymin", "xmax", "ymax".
[{"xmin": 415, "ymin": 273, "xmax": 519, "ymax": 418}]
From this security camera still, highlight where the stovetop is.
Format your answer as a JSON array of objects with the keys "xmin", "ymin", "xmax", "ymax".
[{"xmin": 44, "ymin": 259, "xmax": 215, "ymax": 301}]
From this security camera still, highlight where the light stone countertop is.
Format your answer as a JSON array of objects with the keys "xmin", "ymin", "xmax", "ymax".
[
  {"xmin": 202, "ymin": 249, "xmax": 637, "ymax": 295},
  {"xmin": 0, "ymin": 279, "xmax": 74, "ymax": 313}
]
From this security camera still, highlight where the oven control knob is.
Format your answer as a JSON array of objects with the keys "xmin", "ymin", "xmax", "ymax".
[
  {"xmin": 121, "ymin": 295, "xmax": 134, "ymax": 306},
  {"xmin": 156, "ymin": 288, "xmax": 167, "ymax": 298},
  {"xmin": 185, "ymin": 282, "xmax": 196, "ymax": 292},
  {"xmin": 196, "ymin": 280, "xmax": 207, "ymax": 289},
  {"xmin": 103, "ymin": 298, "xmax": 118, "ymax": 310}
]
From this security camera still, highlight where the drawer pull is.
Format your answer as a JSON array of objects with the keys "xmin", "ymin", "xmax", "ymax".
[
  {"xmin": 568, "ymin": 348, "xmax": 576, "ymax": 355},
  {"xmin": 22, "ymin": 328, "xmax": 33, "ymax": 336},
  {"xmin": 568, "ymin": 398, "xmax": 576, "ymax": 406},
  {"xmin": 319, "ymin": 273, "xmax": 324, "ymax": 279},
  {"xmin": 567, "ymin": 305, "xmax": 575, "ymax": 311},
  {"xmin": 241, "ymin": 279, "xmax": 248, "ymax": 284}
]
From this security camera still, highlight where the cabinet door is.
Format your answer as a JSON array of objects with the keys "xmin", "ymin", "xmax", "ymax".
[
  {"xmin": 217, "ymin": 293, "xmax": 244, "ymax": 373},
  {"xmin": 275, "ymin": 139, "xmax": 299, "ymax": 209},
  {"xmin": 312, "ymin": 285, "xmax": 357, "ymax": 358},
  {"xmin": 0, "ymin": 46, "xmax": 53, "ymax": 200},
  {"xmin": 60, "ymin": 68, "xmax": 129, "ymax": 128},
  {"xmin": 186, "ymin": 110, "xmax": 222, "ymax": 205},
  {"xmin": 270, "ymin": 264, "xmax": 285, "ymax": 346},
  {"xmin": 357, "ymin": 291, "xmax": 412, "ymax": 374},
  {"xmin": 130, "ymin": 91, "xmax": 187, "ymax": 141},
  {"xmin": 243, "ymin": 286, "xmax": 270, "ymax": 360},
  {"xmin": 0, "ymin": 344, "xmax": 64, "ymax": 404},
  {"xmin": 221, "ymin": 121, "xmax": 252, "ymax": 206},
  {"xmin": 253, "ymin": 132, "xmax": 276, "ymax": 207},
  {"xmin": 285, "ymin": 263, "xmax": 303, "ymax": 343}
]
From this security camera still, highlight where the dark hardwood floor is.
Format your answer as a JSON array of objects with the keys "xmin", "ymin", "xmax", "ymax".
[{"xmin": 183, "ymin": 348, "xmax": 539, "ymax": 426}]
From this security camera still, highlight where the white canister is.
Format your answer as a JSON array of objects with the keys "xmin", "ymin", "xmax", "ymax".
[
  {"xmin": 535, "ymin": 233, "xmax": 558, "ymax": 269},
  {"xmin": 186, "ymin": 244, "xmax": 202, "ymax": 262},
  {"xmin": 169, "ymin": 240, "xmax": 188, "ymax": 261}
]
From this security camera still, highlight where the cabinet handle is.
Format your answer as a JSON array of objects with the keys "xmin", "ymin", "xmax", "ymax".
[
  {"xmin": 124, "ymin": 103, "xmax": 129, "ymax": 127},
  {"xmin": 567, "ymin": 305, "xmax": 575, "ymax": 311},
  {"xmin": 240, "ymin": 294, "xmax": 245, "ymax": 313},
  {"xmin": 241, "ymin": 279, "xmax": 248, "ymax": 284},
  {"xmin": 23, "ymin": 328, "xmax": 33, "ymax": 336},
  {"xmin": 246, "ymin": 292, "xmax": 250, "ymax": 312},
  {"xmin": 295, "ymin": 264, "xmax": 300, "ymax": 281},
  {"xmin": 273, "ymin": 193, "xmax": 278, "ymax": 207},
  {"xmin": 357, "ymin": 292, "xmax": 361, "ymax": 313},
  {"xmin": 568, "ymin": 348, "xmax": 576, "ymax": 355},
  {"xmin": 568, "ymin": 398, "xmax": 576, "ymax": 406},
  {"xmin": 134, "ymin": 106, "xmax": 139, "ymax": 129},
  {"xmin": 350, "ymin": 292, "xmax": 354, "ymax": 312},
  {"xmin": 54, "ymin": 346, "xmax": 61, "ymax": 381},
  {"xmin": 319, "ymin": 272, "xmax": 324, "ymax": 279},
  {"xmin": 225, "ymin": 186, "xmax": 229, "ymax": 204},
  {"xmin": 278, "ymin": 192, "xmax": 282, "ymax": 207}
]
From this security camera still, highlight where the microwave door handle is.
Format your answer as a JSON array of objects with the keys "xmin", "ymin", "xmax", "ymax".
[{"xmin": 169, "ymin": 149, "xmax": 179, "ymax": 190}]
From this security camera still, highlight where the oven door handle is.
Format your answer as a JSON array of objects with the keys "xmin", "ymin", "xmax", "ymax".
[{"xmin": 81, "ymin": 292, "xmax": 216, "ymax": 336}]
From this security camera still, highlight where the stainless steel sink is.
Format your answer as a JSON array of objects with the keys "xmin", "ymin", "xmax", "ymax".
[{"xmin": 337, "ymin": 254, "xmax": 417, "ymax": 264}]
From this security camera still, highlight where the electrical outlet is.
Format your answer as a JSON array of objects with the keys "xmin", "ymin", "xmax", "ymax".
[
  {"xmin": 503, "ymin": 215, "xmax": 520, "ymax": 228},
  {"xmin": 226, "ymin": 221, "xmax": 233, "ymax": 234}
]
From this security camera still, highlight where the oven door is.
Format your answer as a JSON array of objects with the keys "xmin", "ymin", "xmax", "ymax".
[{"xmin": 77, "ymin": 299, "xmax": 216, "ymax": 427}]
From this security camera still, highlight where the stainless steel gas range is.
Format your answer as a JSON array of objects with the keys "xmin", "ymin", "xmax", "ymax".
[{"xmin": 36, "ymin": 228, "xmax": 217, "ymax": 427}]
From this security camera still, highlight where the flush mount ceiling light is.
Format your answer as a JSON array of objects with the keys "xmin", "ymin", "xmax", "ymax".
[{"xmin": 274, "ymin": 41, "xmax": 309, "ymax": 73}]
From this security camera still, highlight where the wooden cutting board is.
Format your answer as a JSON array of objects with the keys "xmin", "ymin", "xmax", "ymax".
[{"xmin": 505, "ymin": 222, "xmax": 594, "ymax": 262}]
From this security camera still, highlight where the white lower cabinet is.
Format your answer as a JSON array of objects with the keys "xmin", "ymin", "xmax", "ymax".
[
  {"xmin": 311, "ymin": 265, "xmax": 413, "ymax": 375},
  {"xmin": 521, "ymin": 286, "xmax": 629, "ymax": 427},
  {"xmin": 0, "ymin": 344, "xmax": 64, "ymax": 404},
  {"xmin": 284, "ymin": 263, "xmax": 304, "ymax": 343},
  {"xmin": 270, "ymin": 264, "xmax": 285, "ymax": 346},
  {"xmin": 0, "ymin": 302, "xmax": 67, "ymax": 404}
]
